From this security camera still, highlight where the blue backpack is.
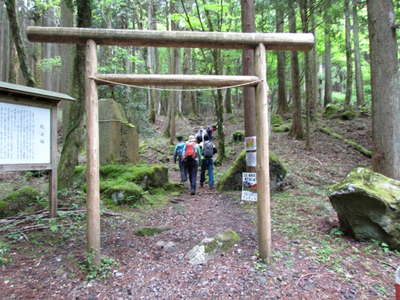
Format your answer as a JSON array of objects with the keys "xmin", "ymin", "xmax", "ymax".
[{"xmin": 176, "ymin": 142, "xmax": 185, "ymax": 157}]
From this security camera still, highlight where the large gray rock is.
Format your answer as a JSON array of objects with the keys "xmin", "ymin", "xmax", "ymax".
[
  {"xmin": 217, "ymin": 150, "xmax": 287, "ymax": 191},
  {"xmin": 185, "ymin": 230, "xmax": 240, "ymax": 265},
  {"xmin": 329, "ymin": 167, "xmax": 400, "ymax": 249},
  {"xmin": 99, "ymin": 99, "xmax": 139, "ymax": 165}
]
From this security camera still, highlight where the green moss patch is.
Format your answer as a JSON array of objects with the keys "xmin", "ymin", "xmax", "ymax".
[
  {"xmin": 134, "ymin": 226, "xmax": 172, "ymax": 236},
  {"xmin": 99, "ymin": 164, "xmax": 168, "ymax": 189},
  {"xmin": 204, "ymin": 230, "xmax": 240, "ymax": 253},
  {"xmin": 0, "ymin": 240, "xmax": 11, "ymax": 265},
  {"xmin": 186, "ymin": 230, "xmax": 240, "ymax": 264},
  {"xmin": 329, "ymin": 167, "xmax": 400, "ymax": 208},
  {"xmin": 271, "ymin": 114, "xmax": 284, "ymax": 127},
  {"xmin": 0, "ymin": 186, "xmax": 45, "ymax": 218}
]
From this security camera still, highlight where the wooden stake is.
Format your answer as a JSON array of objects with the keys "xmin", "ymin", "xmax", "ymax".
[
  {"xmin": 255, "ymin": 43, "xmax": 272, "ymax": 262},
  {"xmin": 85, "ymin": 39, "xmax": 101, "ymax": 265},
  {"xmin": 49, "ymin": 107, "xmax": 58, "ymax": 218}
]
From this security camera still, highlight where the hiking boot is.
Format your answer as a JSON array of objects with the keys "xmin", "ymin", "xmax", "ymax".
[
  {"xmin": 209, "ymin": 186, "xmax": 215, "ymax": 190},
  {"xmin": 190, "ymin": 191, "xmax": 195, "ymax": 195},
  {"xmin": 200, "ymin": 183, "xmax": 204, "ymax": 188}
]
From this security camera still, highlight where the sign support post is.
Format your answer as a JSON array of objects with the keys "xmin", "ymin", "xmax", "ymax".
[{"xmin": 49, "ymin": 107, "xmax": 58, "ymax": 217}]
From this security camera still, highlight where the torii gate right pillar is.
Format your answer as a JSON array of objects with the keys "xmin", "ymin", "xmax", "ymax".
[{"xmin": 254, "ymin": 43, "xmax": 271, "ymax": 261}]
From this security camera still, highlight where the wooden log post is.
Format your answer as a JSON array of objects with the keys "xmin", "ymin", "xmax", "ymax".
[
  {"xmin": 49, "ymin": 107, "xmax": 58, "ymax": 218},
  {"xmin": 255, "ymin": 43, "xmax": 272, "ymax": 262},
  {"xmin": 85, "ymin": 39, "xmax": 101, "ymax": 265}
]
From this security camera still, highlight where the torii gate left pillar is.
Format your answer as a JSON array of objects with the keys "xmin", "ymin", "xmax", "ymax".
[{"xmin": 85, "ymin": 40, "xmax": 100, "ymax": 263}]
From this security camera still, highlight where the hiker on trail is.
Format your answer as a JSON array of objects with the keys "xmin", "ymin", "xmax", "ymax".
[
  {"xmin": 200, "ymin": 134, "xmax": 217, "ymax": 189},
  {"xmin": 182, "ymin": 135, "xmax": 202, "ymax": 195},
  {"xmin": 173, "ymin": 135, "xmax": 187, "ymax": 182},
  {"xmin": 206, "ymin": 125, "xmax": 214, "ymax": 141},
  {"xmin": 196, "ymin": 127, "xmax": 207, "ymax": 144}
]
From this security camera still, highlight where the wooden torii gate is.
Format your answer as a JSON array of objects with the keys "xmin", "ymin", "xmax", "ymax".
[{"xmin": 27, "ymin": 27, "xmax": 314, "ymax": 264}]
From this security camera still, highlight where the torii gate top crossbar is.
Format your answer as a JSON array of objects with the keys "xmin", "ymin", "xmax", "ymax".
[
  {"xmin": 27, "ymin": 26, "xmax": 314, "ymax": 51},
  {"xmin": 27, "ymin": 27, "xmax": 314, "ymax": 264}
]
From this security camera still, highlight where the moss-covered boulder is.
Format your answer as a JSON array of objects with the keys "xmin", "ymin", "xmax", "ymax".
[
  {"xmin": 271, "ymin": 114, "xmax": 284, "ymax": 127},
  {"xmin": 271, "ymin": 115, "xmax": 291, "ymax": 133},
  {"xmin": 185, "ymin": 230, "xmax": 240, "ymax": 265},
  {"xmin": 74, "ymin": 164, "xmax": 171, "ymax": 206},
  {"xmin": 134, "ymin": 226, "xmax": 172, "ymax": 236},
  {"xmin": 340, "ymin": 110, "xmax": 357, "ymax": 120},
  {"xmin": 232, "ymin": 131, "xmax": 245, "ymax": 143},
  {"xmin": 323, "ymin": 103, "xmax": 341, "ymax": 118},
  {"xmin": 0, "ymin": 186, "xmax": 45, "ymax": 218},
  {"xmin": 102, "ymin": 181, "xmax": 144, "ymax": 205},
  {"xmin": 323, "ymin": 103, "xmax": 357, "ymax": 121},
  {"xmin": 217, "ymin": 150, "xmax": 287, "ymax": 192},
  {"xmin": 272, "ymin": 123, "xmax": 291, "ymax": 133},
  {"xmin": 329, "ymin": 167, "xmax": 400, "ymax": 249}
]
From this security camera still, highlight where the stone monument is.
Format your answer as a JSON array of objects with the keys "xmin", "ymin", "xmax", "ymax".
[{"xmin": 99, "ymin": 98, "xmax": 139, "ymax": 165}]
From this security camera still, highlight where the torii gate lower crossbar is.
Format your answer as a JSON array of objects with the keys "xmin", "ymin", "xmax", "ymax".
[{"xmin": 27, "ymin": 27, "xmax": 314, "ymax": 265}]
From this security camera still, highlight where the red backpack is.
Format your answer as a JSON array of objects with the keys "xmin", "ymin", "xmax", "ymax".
[{"xmin": 183, "ymin": 142, "xmax": 197, "ymax": 161}]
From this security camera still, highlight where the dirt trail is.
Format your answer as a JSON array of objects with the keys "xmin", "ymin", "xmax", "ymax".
[{"xmin": 0, "ymin": 116, "xmax": 398, "ymax": 299}]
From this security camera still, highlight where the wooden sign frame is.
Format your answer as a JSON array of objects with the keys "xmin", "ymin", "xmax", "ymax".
[{"xmin": 0, "ymin": 81, "xmax": 75, "ymax": 217}]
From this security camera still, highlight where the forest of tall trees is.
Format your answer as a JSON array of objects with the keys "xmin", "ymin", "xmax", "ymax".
[
  {"xmin": 1, "ymin": 0, "xmax": 398, "ymax": 181},
  {"xmin": 1, "ymin": 0, "xmax": 400, "ymax": 298}
]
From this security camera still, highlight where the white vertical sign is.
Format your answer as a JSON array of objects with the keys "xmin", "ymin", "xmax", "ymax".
[
  {"xmin": 0, "ymin": 102, "xmax": 51, "ymax": 164},
  {"xmin": 242, "ymin": 172, "xmax": 257, "ymax": 202}
]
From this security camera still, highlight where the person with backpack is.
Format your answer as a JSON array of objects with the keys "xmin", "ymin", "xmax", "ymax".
[
  {"xmin": 195, "ymin": 127, "xmax": 206, "ymax": 144},
  {"xmin": 206, "ymin": 125, "xmax": 213, "ymax": 141},
  {"xmin": 182, "ymin": 135, "xmax": 202, "ymax": 195},
  {"xmin": 200, "ymin": 134, "xmax": 217, "ymax": 189},
  {"xmin": 173, "ymin": 135, "xmax": 187, "ymax": 182}
]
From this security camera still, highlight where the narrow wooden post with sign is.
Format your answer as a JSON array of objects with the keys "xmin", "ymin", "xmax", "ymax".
[
  {"xmin": 27, "ymin": 26, "xmax": 314, "ymax": 264},
  {"xmin": 0, "ymin": 81, "xmax": 75, "ymax": 217},
  {"xmin": 255, "ymin": 43, "xmax": 272, "ymax": 261}
]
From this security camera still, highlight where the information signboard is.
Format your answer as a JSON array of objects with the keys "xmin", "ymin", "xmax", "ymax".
[{"xmin": 0, "ymin": 102, "xmax": 51, "ymax": 165}]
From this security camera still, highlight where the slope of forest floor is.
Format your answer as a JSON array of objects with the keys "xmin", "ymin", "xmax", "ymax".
[{"xmin": 0, "ymin": 113, "xmax": 399, "ymax": 300}]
